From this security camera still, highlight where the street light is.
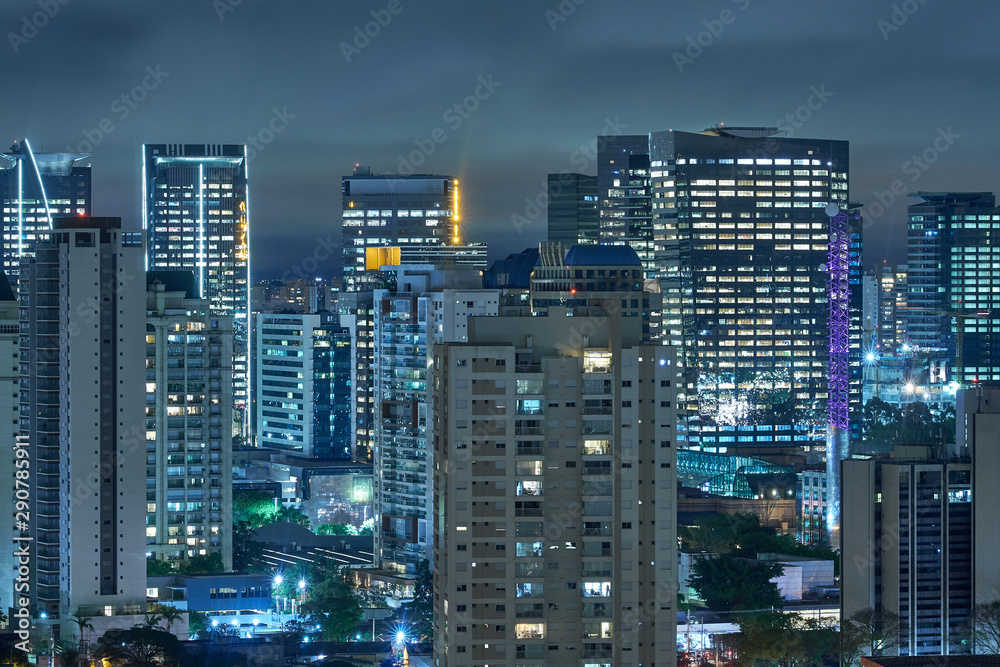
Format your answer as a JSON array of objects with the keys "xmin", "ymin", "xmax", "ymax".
[{"xmin": 297, "ymin": 580, "xmax": 306, "ymax": 620}]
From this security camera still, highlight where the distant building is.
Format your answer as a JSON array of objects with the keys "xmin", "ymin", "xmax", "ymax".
[
  {"xmin": 0, "ymin": 275, "xmax": 18, "ymax": 620},
  {"xmin": 255, "ymin": 312, "xmax": 351, "ymax": 460},
  {"xmin": 341, "ymin": 167, "xmax": 459, "ymax": 292},
  {"xmin": 142, "ymin": 143, "xmax": 250, "ymax": 437},
  {"xmin": 146, "ymin": 271, "xmax": 234, "ymax": 569},
  {"xmin": 907, "ymin": 192, "xmax": 1000, "ymax": 384},
  {"xmin": 546, "ymin": 173, "xmax": 598, "ymax": 245},
  {"xmin": 843, "ymin": 385, "xmax": 1000, "ymax": 659},
  {"xmin": 21, "ymin": 217, "xmax": 145, "ymax": 632},
  {"xmin": 0, "ymin": 141, "xmax": 91, "ymax": 284}
]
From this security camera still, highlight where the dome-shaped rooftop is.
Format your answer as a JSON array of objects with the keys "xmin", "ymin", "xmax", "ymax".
[{"xmin": 563, "ymin": 244, "xmax": 641, "ymax": 267}]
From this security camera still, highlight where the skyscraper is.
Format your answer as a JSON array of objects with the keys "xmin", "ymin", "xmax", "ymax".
[
  {"xmin": 906, "ymin": 192, "xmax": 1000, "ymax": 384},
  {"xmin": 597, "ymin": 135, "xmax": 652, "ymax": 267},
  {"xmin": 21, "ymin": 216, "xmax": 145, "ymax": 630},
  {"xmin": 341, "ymin": 167, "xmax": 458, "ymax": 292},
  {"xmin": 0, "ymin": 274, "xmax": 19, "ymax": 621},
  {"xmin": 373, "ymin": 265, "xmax": 498, "ymax": 577},
  {"xmin": 0, "ymin": 140, "xmax": 91, "ymax": 284},
  {"xmin": 546, "ymin": 173, "xmax": 598, "ymax": 245},
  {"xmin": 432, "ymin": 249, "xmax": 678, "ymax": 665},
  {"xmin": 146, "ymin": 272, "xmax": 234, "ymax": 570},
  {"xmin": 646, "ymin": 127, "xmax": 853, "ymax": 462},
  {"xmin": 142, "ymin": 144, "xmax": 250, "ymax": 437},
  {"xmin": 255, "ymin": 311, "xmax": 352, "ymax": 460}
]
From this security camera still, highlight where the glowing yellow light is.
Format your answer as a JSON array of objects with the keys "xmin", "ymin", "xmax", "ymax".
[{"xmin": 451, "ymin": 180, "xmax": 460, "ymax": 244}]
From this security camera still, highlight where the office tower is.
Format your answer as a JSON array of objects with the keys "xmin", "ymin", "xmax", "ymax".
[
  {"xmin": 146, "ymin": 272, "xmax": 234, "ymax": 570},
  {"xmin": 433, "ymin": 247, "xmax": 678, "ymax": 667},
  {"xmin": 0, "ymin": 140, "xmax": 91, "ymax": 284},
  {"xmin": 863, "ymin": 271, "xmax": 880, "ymax": 341},
  {"xmin": 907, "ymin": 192, "xmax": 1000, "ymax": 383},
  {"xmin": 142, "ymin": 144, "xmax": 249, "ymax": 437},
  {"xmin": 341, "ymin": 167, "xmax": 459, "ymax": 292},
  {"xmin": 21, "ymin": 217, "xmax": 145, "ymax": 628},
  {"xmin": 843, "ymin": 384, "xmax": 1000, "ymax": 659},
  {"xmin": 373, "ymin": 265, "xmax": 498, "ymax": 577},
  {"xmin": 597, "ymin": 135, "xmax": 653, "ymax": 266},
  {"xmin": 255, "ymin": 311, "xmax": 351, "ymax": 460},
  {"xmin": 879, "ymin": 264, "xmax": 910, "ymax": 352},
  {"xmin": 645, "ymin": 127, "xmax": 854, "ymax": 464},
  {"xmin": 546, "ymin": 173, "xmax": 598, "ymax": 245},
  {"xmin": 0, "ymin": 275, "xmax": 18, "ymax": 620}
]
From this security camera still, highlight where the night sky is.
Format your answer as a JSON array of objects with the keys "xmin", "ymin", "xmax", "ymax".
[{"xmin": 2, "ymin": 0, "xmax": 997, "ymax": 278}]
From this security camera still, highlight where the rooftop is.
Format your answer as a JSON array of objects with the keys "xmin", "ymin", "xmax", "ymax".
[{"xmin": 563, "ymin": 244, "xmax": 641, "ymax": 267}]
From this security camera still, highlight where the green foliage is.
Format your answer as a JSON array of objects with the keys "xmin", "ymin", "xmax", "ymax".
[
  {"xmin": 721, "ymin": 611, "xmax": 841, "ymax": 667},
  {"xmin": 359, "ymin": 517, "xmax": 374, "ymax": 536},
  {"xmin": 861, "ymin": 397, "xmax": 956, "ymax": 451},
  {"xmin": 179, "ymin": 552, "xmax": 225, "ymax": 574},
  {"xmin": 146, "ymin": 558, "xmax": 173, "ymax": 577},
  {"xmin": 151, "ymin": 604, "xmax": 184, "ymax": 633},
  {"xmin": 316, "ymin": 523, "xmax": 359, "ymax": 536},
  {"xmin": 94, "ymin": 627, "xmax": 184, "ymax": 667},
  {"xmin": 689, "ymin": 552, "xmax": 784, "ymax": 611},
  {"xmin": 0, "ymin": 640, "xmax": 30, "ymax": 667},
  {"xmin": 233, "ymin": 489, "xmax": 280, "ymax": 528},
  {"xmin": 396, "ymin": 559, "xmax": 433, "ymax": 640},
  {"xmin": 187, "ymin": 610, "xmax": 211, "ymax": 640},
  {"xmin": 301, "ymin": 564, "xmax": 363, "ymax": 641},
  {"xmin": 681, "ymin": 512, "xmax": 840, "ymax": 576},
  {"xmin": 232, "ymin": 520, "xmax": 269, "ymax": 573}
]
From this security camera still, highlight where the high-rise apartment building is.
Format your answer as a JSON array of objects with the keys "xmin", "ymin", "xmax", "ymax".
[
  {"xmin": 433, "ymin": 247, "xmax": 678, "ymax": 667},
  {"xmin": 907, "ymin": 192, "xmax": 1000, "ymax": 383},
  {"xmin": 843, "ymin": 383, "xmax": 1000, "ymax": 658},
  {"xmin": 255, "ymin": 311, "xmax": 351, "ymax": 460},
  {"xmin": 0, "ymin": 275, "xmax": 18, "ymax": 620},
  {"xmin": 0, "ymin": 140, "xmax": 91, "ymax": 284},
  {"xmin": 879, "ymin": 264, "xmax": 909, "ymax": 352},
  {"xmin": 142, "ymin": 143, "xmax": 249, "ymax": 436},
  {"xmin": 21, "ymin": 216, "xmax": 145, "ymax": 630},
  {"xmin": 146, "ymin": 272, "xmax": 234, "ymax": 569},
  {"xmin": 373, "ymin": 265, "xmax": 498, "ymax": 577},
  {"xmin": 547, "ymin": 173, "xmax": 598, "ymax": 245},
  {"xmin": 341, "ymin": 245, "xmax": 488, "ymax": 462},
  {"xmin": 341, "ymin": 167, "xmax": 459, "ymax": 292},
  {"xmin": 645, "ymin": 127, "xmax": 855, "ymax": 461}
]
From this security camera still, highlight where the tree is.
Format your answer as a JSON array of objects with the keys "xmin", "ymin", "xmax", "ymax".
[
  {"xmin": 845, "ymin": 607, "xmax": 900, "ymax": 657},
  {"xmin": 301, "ymin": 566, "xmax": 363, "ymax": 641},
  {"xmin": 688, "ymin": 552, "xmax": 784, "ymax": 611},
  {"xmin": 276, "ymin": 505, "xmax": 311, "ymax": 529},
  {"xmin": 69, "ymin": 612, "xmax": 94, "ymax": 654},
  {"xmin": 233, "ymin": 489, "xmax": 280, "ymax": 528},
  {"xmin": 146, "ymin": 559, "xmax": 173, "ymax": 577},
  {"xmin": 152, "ymin": 604, "xmax": 184, "ymax": 634},
  {"xmin": 358, "ymin": 518, "xmax": 374, "ymax": 536},
  {"xmin": 94, "ymin": 627, "xmax": 184, "ymax": 667},
  {"xmin": 973, "ymin": 599, "xmax": 1000, "ymax": 653},
  {"xmin": 861, "ymin": 397, "xmax": 901, "ymax": 450},
  {"xmin": 179, "ymin": 552, "xmax": 225, "ymax": 575},
  {"xmin": 316, "ymin": 523, "xmax": 358, "ymax": 536},
  {"xmin": 232, "ymin": 520, "xmax": 269, "ymax": 573},
  {"xmin": 187, "ymin": 610, "xmax": 211, "ymax": 640},
  {"xmin": 396, "ymin": 558, "xmax": 432, "ymax": 640}
]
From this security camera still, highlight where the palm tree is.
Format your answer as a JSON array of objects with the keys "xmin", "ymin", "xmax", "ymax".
[
  {"xmin": 68, "ymin": 612, "xmax": 94, "ymax": 655},
  {"xmin": 153, "ymin": 604, "xmax": 184, "ymax": 635},
  {"xmin": 141, "ymin": 611, "xmax": 164, "ymax": 630}
]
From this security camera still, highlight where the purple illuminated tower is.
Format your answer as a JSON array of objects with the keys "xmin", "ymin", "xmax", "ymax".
[{"xmin": 825, "ymin": 202, "xmax": 850, "ymax": 547}]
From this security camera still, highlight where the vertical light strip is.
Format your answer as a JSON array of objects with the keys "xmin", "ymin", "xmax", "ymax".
[
  {"xmin": 452, "ymin": 179, "xmax": 460, "ymax": 244},
  {"xmin": 198, "ymin": 163, "xmax": 206, "ymax": 299},
  {"xmin": 17, "ymin": 159, "xmax": 23, "ymax": 259},
  {"xmin": 141, "ymin": 145, "xmax": 148, "ymax": 272},
  {"xmin": 243, "ymin": 145, "xmax": 251, "ymax": 442},
  {"xmin": 22, "ymin": 139, "xmax": 53, "ymax": 228}
]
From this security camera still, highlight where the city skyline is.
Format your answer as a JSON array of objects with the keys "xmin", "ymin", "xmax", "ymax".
[{"xmin": 1, "ymin": 0, "xmax": 998, "ymax": 277}]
